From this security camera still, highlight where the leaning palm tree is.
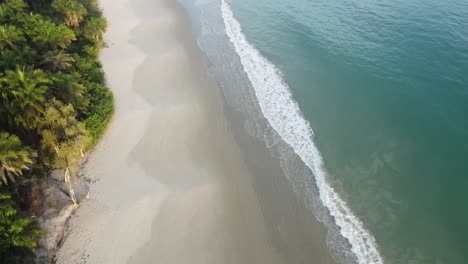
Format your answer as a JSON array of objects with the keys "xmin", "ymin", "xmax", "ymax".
[
  {"xmin": 39, "ymin": 99, "xmax": 89, "ymax": 206},
  {"xmin": 0, "ymin": 133, "xmax": 36, "ymax": 185},
  {"xmin": 42, "ymin": 50, "xmax": 75, "ymax": 71}
]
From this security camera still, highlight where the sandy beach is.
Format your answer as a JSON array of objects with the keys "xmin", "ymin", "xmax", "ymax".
[{"xmin": 56, "ymin": 0, "xmax": 286, "ymax": 263}]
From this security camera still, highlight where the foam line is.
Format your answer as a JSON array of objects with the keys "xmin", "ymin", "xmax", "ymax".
[{"xmin": 221, "ymin": 1, "xmax": 383, "ymax": 263}]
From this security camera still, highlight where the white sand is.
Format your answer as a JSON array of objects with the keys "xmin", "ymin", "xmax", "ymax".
[{"xmin": 56, "ymin": 0, "xmax": 284, "ymax": 263}]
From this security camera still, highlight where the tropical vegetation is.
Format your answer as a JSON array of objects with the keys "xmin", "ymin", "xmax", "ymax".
[{"xmin": 0, "ymin": 0, "xmax": 113, "ymax": 261}]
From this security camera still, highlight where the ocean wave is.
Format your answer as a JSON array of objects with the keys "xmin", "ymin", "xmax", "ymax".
[{"xmin": 221, "ymin": 1, "xmax": 384, "ymax": 263}]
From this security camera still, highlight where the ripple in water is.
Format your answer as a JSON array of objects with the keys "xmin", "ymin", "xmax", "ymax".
[{"xmin": 221, "ymin": 1, "xmax": 384, "ymax": 263}]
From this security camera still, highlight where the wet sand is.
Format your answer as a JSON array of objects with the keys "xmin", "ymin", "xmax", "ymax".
[{"xmin": 56, "ymin": 0, "xmax": 286, "ymax": 263}]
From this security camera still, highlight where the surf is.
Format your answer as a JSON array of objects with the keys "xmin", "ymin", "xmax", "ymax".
[{"xmin": 221, "ymin": 1, "xmax": 384, "ymax": 263}]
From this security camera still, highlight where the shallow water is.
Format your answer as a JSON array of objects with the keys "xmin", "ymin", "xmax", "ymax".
[{"xmin": 181, "ymin": 0, "xmax": 468, "ymax": 263}]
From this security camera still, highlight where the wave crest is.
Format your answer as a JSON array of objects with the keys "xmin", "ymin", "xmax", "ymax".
[{"xmin": 221, "ymin": 1, "xmax": 384, "ymax": 263}]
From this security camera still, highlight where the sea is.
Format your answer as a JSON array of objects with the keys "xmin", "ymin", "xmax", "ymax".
[{"xmin": 177, "ymin": 0, "xmax": 468, "ymax": 263}]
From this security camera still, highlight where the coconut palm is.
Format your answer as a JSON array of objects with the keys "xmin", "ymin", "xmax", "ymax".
[
  {"xmin": 49, "ymin": 72, "xmax": 88, "ymax": 111},
  {"xmin": 82, "ymin": 17, "xmax": 106, "ymax": 42},
  {"xmin": 0, "ymin": 133, "xmax": 36, "ymax": 185},
  {"xmin": 0, "ymin": 24, "xmax": 25, "ymax": 50},
  {"xmin": 42, "ymin": 50, "xmax": 74, "ymax": 71},
  {"xmin": 0, "ymin": 66, "xmax": 50, "ymax": 130},
  {"xmin": 0, "ymin": 46, "xmax": 38, "ymax": 71},
  {"xmin": 52, "ymin": 0, "xmax": 87, "ymax": 27},
  {"xmin": 26, "ymin": 14, "xmax": 76, "ymax": 49},
  {"xmin": 0, "ymin": 192, "xmax": 42, "ymax": 257},
  {"xmin": 80, "ymin": 0, "xmax": 100, "ymax": 14},
  {"xmin": 39, "ymin": 99, "xmax": 89, "ymax": 206},
  {"xmin": 0, "ymin": 0, "xmax": 28, "ymax": 22}
]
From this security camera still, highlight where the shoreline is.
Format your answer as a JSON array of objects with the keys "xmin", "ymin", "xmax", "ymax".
[
  {"xmin": 177, "ymin": 0, "xmax": 338, "ymax": 263},
  {"xmin": 56, "ymin": 0, "xmax": 286, "ymax": 263}
]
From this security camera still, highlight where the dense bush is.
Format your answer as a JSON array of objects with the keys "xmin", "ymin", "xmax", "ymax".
[
  {"xmin": 0, "ymin": 191, "xmax": 42, "ymax": 263},
  {"xmin": 83, "ymin": 82, "xmax": 113, "ymax": 147},
  {"xmin": 0, "ymin": 0, "xmax": 113, "ymax": 260}
]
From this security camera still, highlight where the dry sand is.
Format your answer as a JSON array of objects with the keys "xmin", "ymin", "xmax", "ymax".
[{"xmin": 56, "ymin": 0, "xmax": 285, "ymax": 263}]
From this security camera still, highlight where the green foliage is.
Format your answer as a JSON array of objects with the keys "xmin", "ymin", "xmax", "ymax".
[
  {"xmin": 83, "ymin": 83, "xmax": 113, "ymax": 147},
  {"xmin": 0, "ymin": 66, "xmax": 50, "ymax": 131},
  {"xmin": 2, "ymin": 0, "xmax": 27, "ymax": 11},
  {"xmin": 39, "ymin": 99, "xmax": 91, "ymax": 205},
  {"xmin": 25, "ymin": 14, "xmax": 76, "ymax": 49},
  {"xmin": 0, "ymin": 46, "xmax": 38, "ymax": 71},
  {"xmin": 0, "ymin": 190, "xmax": 42, "ymax": 262},
  {"xmin": 39, "ymin": 99, "xmax": 90, "ymax": 170},
  {"xmin": 49, "ymin": 72, "xmax": 88, "ymax": 111},
  {"xmin": 0, "ymin": 0, "xmax": 28, "ymax": 22},
  {"xmin": 73, "ymin": 54, "xmax": 104, "ymax": 83},
  {"xmin": 0, "ymin": 0, "xmax": 113, "ymax": 260},
  {"xmin": 82, "ymin": 44, "xmax": 99, "ymax": 57},
  {"xmin": 42, "ymin": 49, "xmax": 75, "ymax": 71},
  {"xmin": 0, "ymin": 133, "xmax": 36, "ymax": 185},
  {"xmin": 0, "ymin": 24, "xmax": 26, "ymax": 50},
  {"xmin": 79, "ymin": 0, "xmax": 100, "ymax": 14},
  {"xmin": 82, "ymin": 16, "xmax": 106, "ymax": 43},
  {"xmin": 52, "ymin": 0, "xmax": 87, "ymax": 27}
]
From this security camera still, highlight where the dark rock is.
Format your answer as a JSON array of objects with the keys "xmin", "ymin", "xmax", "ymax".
[{"xmin": 34, "ymin": 170, "xmax": 89, "ymax": 263}]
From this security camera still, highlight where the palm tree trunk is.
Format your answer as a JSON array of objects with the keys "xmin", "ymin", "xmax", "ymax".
[{"xmin": 64, "ymin": 167, "xmax": 78, "ymax": 207}]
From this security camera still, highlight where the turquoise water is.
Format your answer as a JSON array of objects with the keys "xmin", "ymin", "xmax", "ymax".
[
  {"xmin": 228, "ymin": 0, "xmax": 468, "ymax": 263},
  {"xmin": 179, "ymin": 0, "xmax": 468, "ymax": 262}
]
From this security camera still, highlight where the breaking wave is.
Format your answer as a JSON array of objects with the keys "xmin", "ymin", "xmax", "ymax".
[{"xmin": 221, "ymin": 1, "xmax": 383, "ymax": 263}]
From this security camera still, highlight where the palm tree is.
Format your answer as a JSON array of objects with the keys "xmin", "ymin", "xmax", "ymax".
[
  {"xmin": 51, "ymin": 0, "xmax": 87, "ymax": 27},
  {"xmin": 42, "ymin": 50, "xmax": 75, "ymax": 71},
  {"xmin": 82, "ymin": 17, "xmax": 107, "ymax": 42},
  {"xmin": 0, "ymin": 0, "xmax": 28, "ymax": 21},
  {"xmin": 0, "ymin": 24, "xmax": 25, "ymax": 50},
  {"xmin": 0, "ymin": 46, "xmax": 38, "ymax": 70},
  {"xmin": 26, "ymin": 14, "xmax": 76, "ymax": 49},
  {"xmin": 0, "ymin": 192, "xmax": 42, "ymax": 257},
  {"xmin": 0, "ymin": 133, "xmax": 36, "ymax": 185},
  {"xmin": 80, "ymin": 0, "xmax": 100, "ymax": 14},
  {"xmin": 50, "ymin": 72, "xmax": 88, "ymax": 110},
  {"xmin": 39, "ymin": 99, "xmax": 89, "ymax": 206},
  {"xmin": 0, "ymin": 66, "xmax": 50, "ymax": 130}
]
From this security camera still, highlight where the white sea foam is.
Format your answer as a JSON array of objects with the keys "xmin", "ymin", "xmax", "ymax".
[{"xmin": 221, "ymin": 1, "xmax": 384, "ymax": 263}]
